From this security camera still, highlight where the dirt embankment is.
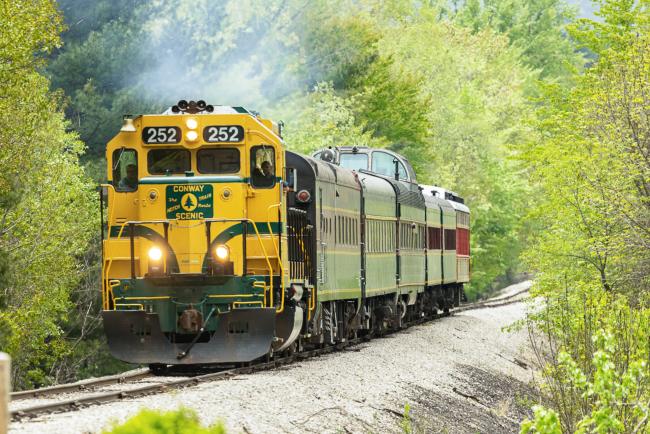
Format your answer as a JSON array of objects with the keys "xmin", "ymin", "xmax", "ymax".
[{"xmin": 12, "ymin": 281, "xmax": 535, "ymax": 434}]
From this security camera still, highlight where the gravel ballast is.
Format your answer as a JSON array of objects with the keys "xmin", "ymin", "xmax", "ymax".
[{"xmin": 11, "ymin": 281, "xmax": 535, "ymax": 433}]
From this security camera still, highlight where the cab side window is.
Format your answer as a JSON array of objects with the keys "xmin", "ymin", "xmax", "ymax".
[
  {"xmin": 250, "ymin": 146, "xmax": 275, "ymax": 188},
  {"xmin": 112, "ymin": 149, "xmax": 138, "ymax": 191}
]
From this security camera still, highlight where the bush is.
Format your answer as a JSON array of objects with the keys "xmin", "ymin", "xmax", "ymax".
[
  {"xmin": 103, "ymin": 408, "xmax": 226, "ymax": 434},
  {"xmin": 522, "ymin": 322, "xmax": 650, "ymax": 433}
]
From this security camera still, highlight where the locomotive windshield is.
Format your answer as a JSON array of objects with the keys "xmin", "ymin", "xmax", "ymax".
[
  {"xmin": 197, "ymin": 148, "xmax": 240, "ymax": 174},
  {"xmin": 147, "ymin": 149, "xmax": 191, "ymax": 174},
  {"xmin": 335, "ymin": 150, "xmax": 409, "ymax": 181},
  {"xmin": 339, "ymin": 153, "xmax": 368, "ymax": 171}
]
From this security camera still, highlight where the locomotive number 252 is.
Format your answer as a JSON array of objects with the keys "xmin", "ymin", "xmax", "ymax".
[
  {"xmin": 142, "ymin": 127, "xmax": 181, "ymax": 144},
  {"xmin": 203, "ymin": 125, "xmax": 244, "ymax": 143}
]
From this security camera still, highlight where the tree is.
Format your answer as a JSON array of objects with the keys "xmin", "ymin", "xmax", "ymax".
[
  {"xmin": 518, "ymin": 0, "xmax": 650, "ymax": 430},
  {"xmin": 0, "ymin": 0, "xmax": 96, "ymax": 389},
  {"xmin": 452, "ymin": 0, "xmax": 584, "ymax": 82}
]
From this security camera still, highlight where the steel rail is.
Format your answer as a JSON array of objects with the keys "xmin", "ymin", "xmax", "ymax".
[
  {"xmin": 10, "ymin": 369, "xmax": 153, "ymax": 401},
  {"xmin": 454, "ymin": 287, "xmax": 530, "ymax": 313},
  {"xmin": 10, "ymin": 289, "xmax": 528, "ymax": 421}
]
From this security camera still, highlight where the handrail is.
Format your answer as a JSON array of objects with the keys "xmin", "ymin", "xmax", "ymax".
[
  {"xmin": 230, "ymin": 218, "xmax": 276, "ymax": 309},
  {"xmin": 115, "ymin": 303, "xmax": 144, "ymax": 311},
  {"xmin": 102, "ymin": 217, "xmax": 277, "ymax": 310},
  {"xmin": 208, "ymin": 294, "xmax": 262, "ymax": 298},
  {"xmin": 102, "ymin": 220, "xmax": 129, "ymax": 310},
  {"xmin": 100, "ymin": 184, "xmax": 119, "ymax": 310},
  {"xmin": 120, "ymin": 296, "xmax": 171, "ymax": 301},
  {"xmin": 233, "ymin": 301, "xmax": 264, "ymax": 308},
  {"xmin": 267, "ymin": 203, "xmax": 287, "ymax": 313},
  {"xmin": 252, "ymin": 280, "xmax": 268, "ymax": 306},
  {"xmin": 308, "ymin": 285, "xmax": 316, "ymax": 320},
  {"xmin": 108, "ymin": 279, "xmax": 121, "ymax": 310}
]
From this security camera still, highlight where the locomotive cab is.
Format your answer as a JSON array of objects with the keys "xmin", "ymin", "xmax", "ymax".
[
  {"xmin": 100, "ymin": 101, "xmax": 304, "ymax": 366},
  {"xmin": 313, "ymin": 146, "xmax": 417, "ymax": 183}
]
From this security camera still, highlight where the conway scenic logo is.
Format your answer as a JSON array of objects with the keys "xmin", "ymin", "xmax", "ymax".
[{"xmin": 166, "ymin": 184, "xmax": 214, "ymax": 220}]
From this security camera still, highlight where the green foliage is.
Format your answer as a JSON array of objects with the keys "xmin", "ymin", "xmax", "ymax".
[
  {"xmin": 452, "ymin": 0, "xmax": 584, "ymax": 81},
  {"xmin": 56, "ymin": 0, "xmax": 137, "ymax": 46},
  {"xmin": 0, "ymin": 0, "xmax": 63, "ymax": 88},
  {"xmin": 354, "ymin": 57, "xmax": 431, "ymax": 154},
  {"xmin": 277, "ymin": 83, "xmax": 379, "ymax": 154},
  {"xmin": 519, "ymin": 0, "xmax": 649, "ymax": 298},
  {"xmin": 0, "ymin": 0, "xmax": 96, "ymax": 389},
  {"xmin": 297, "ymin": 11, "xmax": 381, "ymax": 89},
  {"xmin": 401, "ymin": 403, "xmax": 413, "ymax": 434},
  {"xmin": 522, "ymin": 303, "xmax": 650, "ymax": 432},
  {"xmin": 518, "ymin": 0, "xmax": 650, "ymax": 431},
  {"xmin": 103, "ymin": 408, "xmax": 226, "ymax": 434},
  {"xmin": 520, "ymin": 406, "xmax": 562, "ymax": 434}
]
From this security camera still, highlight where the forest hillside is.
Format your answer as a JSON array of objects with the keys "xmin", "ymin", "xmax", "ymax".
[{"xmin": 1, "ymin": 1, "xmax": 648, "ymax": 432}]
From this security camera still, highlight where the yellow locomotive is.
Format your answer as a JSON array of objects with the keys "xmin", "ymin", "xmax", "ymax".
[
  {"xmin": 101, "ymin": 100, "xmax": 470, "ymax": 369},
  {"xmin": 101, "ymin": 100, "xmax": 302, "ymax": 366}
]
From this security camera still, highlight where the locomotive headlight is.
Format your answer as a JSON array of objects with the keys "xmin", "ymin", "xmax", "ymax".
[
  {"xmin": 215, "ymin": 245, "xmax": 229, "ymax": 261},
  {"xmin": 148, "ymin": 246, "xmax": 163, "ymax": 261},
  {"xmin": 186, "ymin": 118, "xmax": 198, "ymax": 130},
  {"xmin": 186, "ymin": 130, "xmax": 199, "ymax": 142}
]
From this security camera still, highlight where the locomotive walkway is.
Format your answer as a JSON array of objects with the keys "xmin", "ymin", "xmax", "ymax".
[{"xmin": 10, "ymin": 281, "xmax": 533, "ymax": 433}]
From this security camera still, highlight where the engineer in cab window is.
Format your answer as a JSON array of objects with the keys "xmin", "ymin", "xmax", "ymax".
[
  {"xmin": 251, "ymin": 146, "xmax": 275, "ymax": 188},
  {"xmin": 119, "ymin": 164, "xmax": 138, "ymax": 190},
  {"xmin": 113, "ymin": 148, "xmax": 138, "ymax": 192}
]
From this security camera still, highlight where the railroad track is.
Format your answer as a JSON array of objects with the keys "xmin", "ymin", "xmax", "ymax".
[
  {"xmin": 10, "ymin": 286, "xmax": 529, "ymax": 421},
  {"xmin": 10, "ymin": 369, "xmax": 152, "ymax": 401},
  {"xmin": 455, "ymin": 286, "xmax": 530, "ymax": 313}
]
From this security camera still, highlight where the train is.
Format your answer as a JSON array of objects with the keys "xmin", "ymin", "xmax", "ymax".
[{"xmin": 100, "ymin": 100, "xmax": 470, "ymax": 370}]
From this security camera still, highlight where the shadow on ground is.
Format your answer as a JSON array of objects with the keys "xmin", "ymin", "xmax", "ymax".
[{"xmin": 404, "ymin": 364, "xmax": 537, "ymax": 433}]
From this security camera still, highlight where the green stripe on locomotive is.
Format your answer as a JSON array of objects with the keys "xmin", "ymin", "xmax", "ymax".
[{"xmin": 109, "ymin": 275, "xmax": 266, "ymax": 333}]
